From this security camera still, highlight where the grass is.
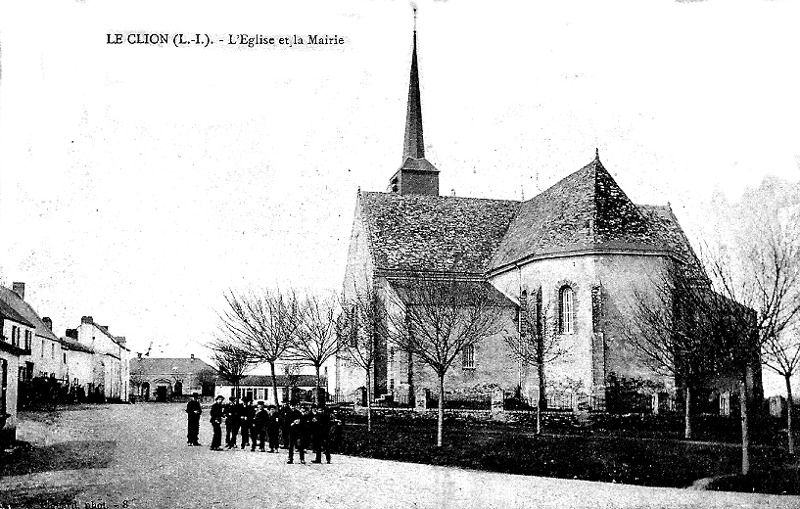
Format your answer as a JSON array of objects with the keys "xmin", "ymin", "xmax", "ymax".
[{"xmin": 339, "ymin": 420, "xmax": 793, "ymax": 490}]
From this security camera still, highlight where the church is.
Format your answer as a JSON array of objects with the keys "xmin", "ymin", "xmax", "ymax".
[{"xmin": 337, "ymin": 28, "xmax": 760, "ymax": 413}]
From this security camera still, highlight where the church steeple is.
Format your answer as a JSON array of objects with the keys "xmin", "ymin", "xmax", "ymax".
[
  {"xmin": 403, "ymin": 30, "xmax": 424, "ymax": 160},
  {"xmin": 388, "ymin": 9, "xmax": 439, "ymax": 196}
]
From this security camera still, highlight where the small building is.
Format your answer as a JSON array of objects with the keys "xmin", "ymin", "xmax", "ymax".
[
  {"xmin": 0, "ymin": 297, "xmax": 34, "ymax": 447},
  {"xmin": 60, "ymin": 336, "xmax": 96, "ymax": 402},
  {"xmin": 216, "ymin": 375, "xmax": 326, "ymax": 406},
  {"xmin": 129, "ymin": 355, "xmax": 217, "ymax": 402}
]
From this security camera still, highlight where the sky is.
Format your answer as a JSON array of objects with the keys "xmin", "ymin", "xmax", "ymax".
[{"xmin": 1, "ymin": 0, "xmax": 799, "ymax": 384}]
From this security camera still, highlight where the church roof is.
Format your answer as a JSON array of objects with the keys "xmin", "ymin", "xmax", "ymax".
[
  {"xmin": 490, "ymin": 157, "xmax": 684, "ymax": 270},
  {"xmin": 359, "ymin": 157, "xmax": 701, "ymax": 277},
  {"xmin": 359, "ymin": 192, "xmax": 520, "ymax": 275}
]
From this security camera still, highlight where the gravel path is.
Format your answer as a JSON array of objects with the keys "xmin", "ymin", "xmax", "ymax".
[{"xmin": 2, "ymin": 404, "xmax": 798, "ymax": 508}]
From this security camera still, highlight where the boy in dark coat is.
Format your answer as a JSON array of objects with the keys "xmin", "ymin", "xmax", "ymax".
[
  {"xmin": 225, "ymin": 397, "xmax": 242, "ymax": 449},
  {"xmin": 240, "ymin": 397, "xmax": 255, "ymax": 449},
  {"xmin": 310, "ymin": 405, "xmax": 331, "ymax": 464},
  {"xmin": 266, "ymin": 405, "xmax": 281, "ymax": 452},
  {"xmin": 251, "ymin": 401, "xmax": 268, "ymax": 452},
  {"xmin": 209, "ymin": 395, "xmax": 226, "ymax": 451},
  {"xmin": 285, "ymin": 401, "xmax": 307, "ymax": 464},
  {"xmin": 185, "ymin": 393, "xmax": 202, "ymax": 446}
]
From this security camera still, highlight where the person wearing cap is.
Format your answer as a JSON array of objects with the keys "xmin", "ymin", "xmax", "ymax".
[
  {"xmin": 251, "ymin": 401, "xmax": 268, "ymax": 452},
  {"xmin": 286, "ymin": 400, "xmax": 306, "ymax": 464},
  {"xmin": 185, "ymin": 393, "xmax": 202, "ymax": 446},
  {"xmin": 310, "ymin": 404, "xmax": 331, "ymax": 464},
  {"xmin": 279, "ymin": 400, "xmax": 291, "ymax": 449},
  {"xmin": 225, "ymin": 396, "xmax": 243, "ymax": 449},
  {"xmin": 266, "ymin": 404, "xmax": 281, "ymax": 453},
  {"xmin": 240, "ymin": 396, "xmax": 255, "ymax": 449},
  {"xmin": 209, "ymin": 395, "xmax": 226, "ymax": 451}
]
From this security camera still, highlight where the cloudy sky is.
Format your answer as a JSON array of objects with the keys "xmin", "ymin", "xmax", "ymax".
[{"xmin": 1, "ymin": 0, "xmax": 799, "ymax": 379}]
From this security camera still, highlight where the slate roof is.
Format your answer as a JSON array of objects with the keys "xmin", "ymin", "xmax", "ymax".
[
  {"xmin": 61, "ymin": 337, "xmax": 95, "ymax": 354},
  {"xmin": 0, "ymin": 298, "xmax": 36, "ymax": 328},
  {"xmin": 218, "ymin": 374, "xmax": 322, "ymax": 387},
  {"xmin": 359, "ymin": 192, "xmax": 520, "ymax": 275},
  {"xmin": 0, "ymin": 286, "xmax": 60, "ymax": 342},
  {"xmin": 389, "ymin": 279, "xmax": 517, "ymax": 307},
  {"xmin": 358, "ymin": 157, "xmax": 701, "ymax": 277},
  {"xmin": 491, "ymin": 158, "xmax": 667, "ymax": 269},
  {"xmin": 130, "ymin": 357, "xmax": 215, "ymax": 375}
]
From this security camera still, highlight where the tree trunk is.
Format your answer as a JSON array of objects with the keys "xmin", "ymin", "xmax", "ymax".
[
  {"xmin": 437, "ymin": 374, "xmax": 445, "ymax": 447},
  {"xmin": 536, "ymin": 397, "xmax": 542, "ymax": 435},
  {"xmin": 786, "ymin": 373, "xmax": 794, "ymax": 455},
  {"xmin": 366, "ymin": 368, "xmax": 372, "ymax": 433},
  {"xmin": 269, "ymin": 361, "xmax": 279, "ymax": 406},
  {"xmin": 314, "ymin": 364, "xmax": 321, "ymax": 406},
  {"xmin": 684, "ymin": 386, "xmax": 692, "ymax": 440},
  {"xmin": 740, "ymin": 380, "xmax": 750, "ymax": 475},
  {"xmin": 407, "ymin": 350, "xmax": 415, "ymax": 408}
]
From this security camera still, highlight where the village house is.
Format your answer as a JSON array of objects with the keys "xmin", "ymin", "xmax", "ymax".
[
  {"xmin": 129, "ymin": 355, "xmax": 217, "ymax": 402},
  {"xmin": 0, "ymin": 283, "xmax": 66, "ymax": 408},
  {"xmin": 216, "ymin": 374, "xmax": 326, "ymax": 406},
  {"xmin": 65, "ymin": 316, "xmax": 131, "ymax": 402},
  {"xmin": 338, "ymin": 30, "xmax": 762, "ymax": 413},
  {"xmin": 0, "ymin": 296, "xmax": 33, "ymax": 447}
]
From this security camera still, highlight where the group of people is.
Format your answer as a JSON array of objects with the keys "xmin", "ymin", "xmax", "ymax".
[{"xmin": 185, "ymin": 392, "xmax": 341, "ymax": 464}]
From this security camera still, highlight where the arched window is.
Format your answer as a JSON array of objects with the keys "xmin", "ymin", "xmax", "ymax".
[{"xmin": 559, "ymin": 286, "xmax": 574, "ymax": 334}]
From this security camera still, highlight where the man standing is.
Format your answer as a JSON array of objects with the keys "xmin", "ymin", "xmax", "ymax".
[
  {"xmin": 310, "ymin": 404, "xmax": 331, "ymax": 464},
  {"xmin": 185, "ymin": 393, "xmax": 202, "ymax": 446},
  {"xmin": 266, "ymin": 404, "xmax": 281, "ymax": 453},
  {"xmin": 279, "ymin": 400, "xmax": 292, "ymax": 449},
  {"xmin": 251, "ymin": 401, "xmax": 268, "ymax": 452},
  {"xmin": 225, "ymin": 396, "xmax": 242, "ymax": 449},
  {"xmin": 240, "ymin": 397, "xmax": 255, "ymax": 449},
  {"xmin": 286, "ymin": 400, "xmax": 306, "ymax": 464},
  {"xmin": 209, "ymin": 395, "xmax": 226, "ymax": 451}
]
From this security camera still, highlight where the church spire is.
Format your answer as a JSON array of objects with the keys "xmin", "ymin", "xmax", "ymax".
[
  {"xmin": 403, "ymin": 27, "xmax": 425, "ymax": 160},
  {"xmin": 387, "ymin": 8, "xmax": 439, "ymax": 197}
]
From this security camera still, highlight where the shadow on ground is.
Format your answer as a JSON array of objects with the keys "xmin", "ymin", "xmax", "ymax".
[
  {"xmin": 0, "ymin": 440, "xmax": 116, "ymax": 477},
  {"xmin": 0, "ymin": 486, "xmax": 82, "ymax": 508}
]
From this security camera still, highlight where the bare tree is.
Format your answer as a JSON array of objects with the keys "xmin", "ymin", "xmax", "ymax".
[
  {"xmin": 388, "ymin": 277, "xmax": 508, "ymax": 447},
  {"xmin": 763, "ymin": 329, "xmax": 800, "ymax": 454},
  {"xmin": 705, "ymin": 226, "xmax": 800, "ymax": 471},
  {"xmin": 207, "ymin": 339, "xmax": 256, "ymax": 398},
  {"xmin": 339, "ymin": 284, "xmax": 389, "ymax": 433},
  {"xmin": 622, "ymin": 261, "xmax": 726, "ymax": 440},
  {"xmin": 218, "ymin": 288, "xmax": 302, "ymax": 405},
  {"xmin": 283, "ymin": 362, "xmax": 302, "ymax": 402},
  {"xmin": 503, "ymin": 287, "xmax": 566, "ymax": 435},
  {"xmin": 287, "ymin": 294, "xmax": 339, "ymax": 404}
]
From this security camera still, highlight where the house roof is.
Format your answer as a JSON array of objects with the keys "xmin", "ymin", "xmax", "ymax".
[
  {"xmin": 359, "ymin": 192, "xmax": 520, "ymax": 275},
  {"xmin": 218, "ymin": 374, "xmax": 322, "ymax": 388},
  {"xmin": 83, "ymin": 319, "xmax": 130, "ymax": 351},
  {"xmin": 0, "ymin": 298, "xmax": 36, "ymax": 328},
  {"xmin": 130, "ymin": 356, "xmax": 215, "ymax": 376},
  {"xmin": 0, "ymin": 286, "xmax": 60, "ymax": 342},
  {"xmin": 61, "ymin": 337, "xmax": 95, "ymax": 354},
  {"xmin": 388, "ymin": 279, "xmax": 517, "ymax": 308}
]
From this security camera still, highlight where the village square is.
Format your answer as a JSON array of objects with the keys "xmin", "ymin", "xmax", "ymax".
[{"xmin": 2, "ymin": 0, "xmax": 800, "ymax": 507}]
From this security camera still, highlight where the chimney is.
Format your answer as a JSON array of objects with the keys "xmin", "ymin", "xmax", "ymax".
[
  {"xmin": 115, "ymin": 336, "xmax": 126, "ymax": 346},
  {"xmin": 43, "ymin": 317, "xmax": 53, "ymax": 330},
  {"xmin": 137, "ymin": 352, "xmax": 142, "ymax": 358},
  {"xmin": 81, "ymin": 316, "xmax": 93, "ymax": 325},
  {"xmin": 191, "ymin": 354, "xmax": 195, "ymax": 359},
  {"xmin": 12, "ymin": 282, "xmax": 25, "ymax": 301},
  {"xmin": 66, "ymin": 329, "xmax": 78, "ymax": 340}
]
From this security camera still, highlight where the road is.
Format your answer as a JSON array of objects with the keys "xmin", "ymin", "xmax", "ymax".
[{"xmin": 1, "ymin": 403, "xmax": 798, "ymax": 508}]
